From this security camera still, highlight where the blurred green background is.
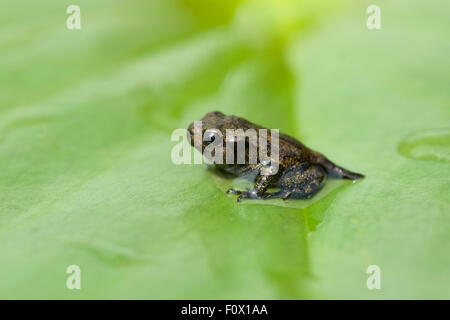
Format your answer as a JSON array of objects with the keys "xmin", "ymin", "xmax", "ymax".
[{"xmin": 0, "ymin": 0, "xmax": 449, "ymax": 299}]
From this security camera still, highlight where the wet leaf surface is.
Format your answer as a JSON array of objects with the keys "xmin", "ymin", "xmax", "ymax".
[{"xmin": 0, "ymin": 0, "xmax": 449, "ymax": 298}]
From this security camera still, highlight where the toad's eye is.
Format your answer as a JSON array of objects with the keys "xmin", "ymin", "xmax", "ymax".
[{"xmin": 204, "ymin": 130, "xmax": 219, "ymax": 144}]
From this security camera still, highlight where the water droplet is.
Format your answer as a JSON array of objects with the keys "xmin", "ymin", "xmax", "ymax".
[
  {"xmin": 398, "ymin": 128, "xmax": 450, "ymax": 162},
  {"xmin": 0, "ymin": 114, "xmax": 59, "ymax": 143},
  {"xmin": 69, "ymin": 241, "xmax": 149, "ymax": 266}
]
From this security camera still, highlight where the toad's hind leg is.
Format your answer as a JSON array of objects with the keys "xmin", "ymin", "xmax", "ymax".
[{"xmin": 276, "ymin": 164, "xmax": 326, "ymax": 199}]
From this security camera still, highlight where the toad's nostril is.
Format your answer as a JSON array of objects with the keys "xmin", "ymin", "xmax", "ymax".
[
  {"xmin": 186, "ymin": 123, "xmax": 195, "ymax": 145},
  {"xmin": 187, "ymin": 122, "xmax": 194, "ymax": 134}
]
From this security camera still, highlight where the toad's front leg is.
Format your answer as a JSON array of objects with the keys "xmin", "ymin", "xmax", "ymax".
[{"xmin": 227, "ymin": 174, "xmax": 276, "ymax": 202}]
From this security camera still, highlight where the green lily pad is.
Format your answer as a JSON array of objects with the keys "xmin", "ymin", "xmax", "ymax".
[{"xmin": 0, "ymin": 0, "xmax": 448, "ymax": 299}]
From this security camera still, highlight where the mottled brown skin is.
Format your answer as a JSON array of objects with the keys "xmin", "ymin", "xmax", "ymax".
[{"xmin": 188, "ymin": 111, "xmax": 364, "ymax": 202}]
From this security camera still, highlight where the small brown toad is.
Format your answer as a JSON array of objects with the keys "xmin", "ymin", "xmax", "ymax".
[{"xmin": 187, "ymin": 111, "xmax": 364, "ymax": 202}]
